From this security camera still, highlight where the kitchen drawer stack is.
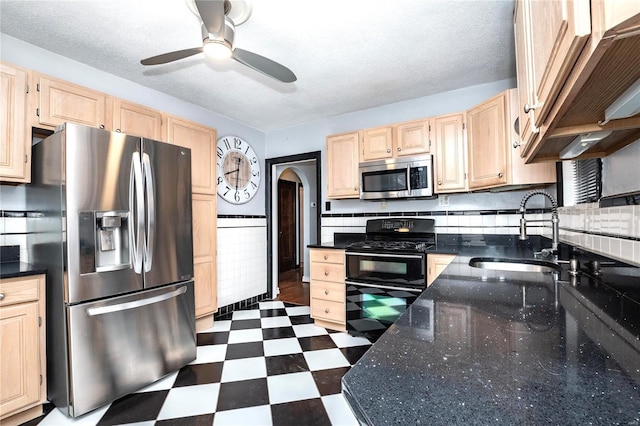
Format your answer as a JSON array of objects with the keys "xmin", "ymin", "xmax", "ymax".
[
  {"xmin": 0, "ymin": 274, "xmax": 46, "ymax": 425},
  {"xmin": 309, "ymin": 248, "xmax": 346, "ymax": 331}
]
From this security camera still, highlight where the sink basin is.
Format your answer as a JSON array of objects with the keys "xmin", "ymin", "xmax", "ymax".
[{"xmin": 469, "ymin": 257, "xmax": 561, "ymax": 274}]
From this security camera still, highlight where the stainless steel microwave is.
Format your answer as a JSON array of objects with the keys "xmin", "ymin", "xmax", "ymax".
[{"xmin": 359, "ymin": 155, "xmax": 433, "ymax": 200}]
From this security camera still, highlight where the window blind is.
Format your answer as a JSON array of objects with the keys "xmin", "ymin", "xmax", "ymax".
[{"xmin": 564, "ymin": 159, "xmax": 602, "ymax": 206}]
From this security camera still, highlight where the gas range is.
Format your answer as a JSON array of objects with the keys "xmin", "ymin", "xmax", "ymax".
[{"xmin": 346, "ymin": 218, "xmax": 436, "ymax": 254}]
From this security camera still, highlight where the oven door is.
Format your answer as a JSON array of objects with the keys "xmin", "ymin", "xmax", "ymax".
[
  {"xmin": 346, "ymin": 252, "xmax": 426, "ymax": 288},
  {"xmin": 345, "ymin": 280, "xmax": 421, "ymax": 342}
]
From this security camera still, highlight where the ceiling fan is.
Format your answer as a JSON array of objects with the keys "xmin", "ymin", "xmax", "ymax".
[{"xmin": 140, "ymin": 0, "xmax": 296, "ymax": 83}]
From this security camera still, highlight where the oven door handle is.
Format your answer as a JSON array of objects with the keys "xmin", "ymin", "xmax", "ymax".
[
  {"xmin": 345, "ymin": 280, "xmax": 423, "ymax": 293},
  {"xmin": 346, "ymin": 252, "xmax": 424, "ymax": 259}
]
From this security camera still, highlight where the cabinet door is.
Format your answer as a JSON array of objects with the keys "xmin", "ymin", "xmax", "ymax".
[
  {"xmin": 0, "ymin": 63, "xmax": 30, "ymax": 183},
  {"xmin": 110, "ymin": 99, "xmax": 164, "ymax": 140},
  {"xmin": 467, "ymin": 92, "xmax": 509, "ymax": 189},
  {"xmin": 506, "ymin": 89, "xmax": 557, "ymax": 185},
  {"xmin": 192, "ymin": 194, "xmax": 217, "ymax": 318},
  {"xmin": 326, "ymin": 132, "xmax": 360, "ymax": 199},
  {"xmin": 0, "ymin": 302, "xmax": 41, "ymax": 418},
  {"xmin": 35, "ymin": 74, "xmax": 106, "ymax": 129},
  {"xmin": 433, "ymin": 113, "xmax": 467, "ymax": 193},
  {"xmin": 427, "ymin": 254, "xmax": 456, "ymax": 286},
  {"xmin": 513, "ymin": 0, "xmax": 537, "ymax": 150},
  {"xmin": 360, "ymin": 126, "xmax": 393, "ymax": 161},
  {"xmin": 166, "ymin": 116, "xmax": 216, "ymax": 195},
  {"xmin": 525, "ymin": 0, "xmax": 590, "ymax": 129},
  {"xmin": 394, "ymin": 119, "xmax": 431, "ymax": 156}
]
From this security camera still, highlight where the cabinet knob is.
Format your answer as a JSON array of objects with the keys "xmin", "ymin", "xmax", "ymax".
[
  {"xmin": 386, "ymin": 149, "xmax": 391, "ymax": 153},
  {"xmin": 323, "ymin": 255, "xmax": 328, "ymax": 260},
  {"xmin": 438, "ymin": 181, "xmax": 442, "ymax": 185},
  {"xmin": 523, "ymin": 103, "xmax": 539, "ymax": 114},
  {"xmin": 324, "ymin": 308, "xmax": 330, "ymax": 314},
  {"xmin": 512, "ymin": 141, "xmax": 521, "ymax": 149},
  {"xmin": 116, "ymin": 129, "xmax": 121, "ymax": 133},
  {"xmin": 0, "ymin": 293, "xmax": 4, "ymax": 301},
  {"xmin": 324, "ymin": 290, "xmax": 329, "ymax": 295},
  {"xmin": 354, "ymin": 187, "xmax": 358, "ymax": 191},
  {"xmin": 99, "ymin": 124, "xmax": 105, "ymax": 129},
  {"xmin": 498, "ymin": 172, "xmax": 503, "ymax": 178},
  {"xmin": 397, "ymin": 147, "xmax": 401, "ymax": 151},
  {"xmin": 324, "ymin": 271, "xmax": 329, "ymax": 276}
]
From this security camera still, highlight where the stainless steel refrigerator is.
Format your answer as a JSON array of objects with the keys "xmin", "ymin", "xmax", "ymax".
[{"xmin": 27, "ymin": 123, "xmax": 196, "ymax": 417}]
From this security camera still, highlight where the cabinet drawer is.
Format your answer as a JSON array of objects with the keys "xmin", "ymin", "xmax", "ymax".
[
  {"xmin": 310, "ymin": 263, "xmax": 344, "ymax": 282},
  {"xmin": 0, "ymin": 276, "xmax": 41, "ymax": 307},
  {"xmin": 310, "ymin": 281, "xmax": 344, "ymax": 303},
  {"xmin": 310, "ymin": 249, "xmax": 344, "ymax": 265},
  {"xmin": 311, "ymin": 299, "xmax": 345, "ymax": 323}
]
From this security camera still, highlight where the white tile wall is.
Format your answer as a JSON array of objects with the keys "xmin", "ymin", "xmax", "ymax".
[
  {"xmin": 320, "ymin": 206, "xmax": 640, "ymax": 266},
  {"xmin": 217, "ymin": 218, "xmax": 268, "ymax": 308},
  {"xmin": 558, "ymin": 204, "xmax": 639, "ymax": 266}
]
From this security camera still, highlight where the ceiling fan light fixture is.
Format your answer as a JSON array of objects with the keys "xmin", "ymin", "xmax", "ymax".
[{"xmin": 203, "ymin": 40, "xmax": 232, "ymax": 59}]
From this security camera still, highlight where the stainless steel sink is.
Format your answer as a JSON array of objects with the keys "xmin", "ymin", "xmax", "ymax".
[{"xmin": 469, "ymin": 257, "xmax": 561, "ymax": 274}]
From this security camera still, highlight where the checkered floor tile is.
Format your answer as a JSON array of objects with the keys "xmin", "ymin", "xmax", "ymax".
[{"xmin": 25, "ymin": 301, "xmax": 372, "ymax": 426}]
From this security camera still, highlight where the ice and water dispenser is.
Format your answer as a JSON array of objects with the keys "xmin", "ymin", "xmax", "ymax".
[{"xmin": 78, "ymin": 211, "xmax": 130, "ymax": 274}]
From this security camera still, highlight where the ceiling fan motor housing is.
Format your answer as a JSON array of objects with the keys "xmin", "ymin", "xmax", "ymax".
[{"xmin": 201, "ymin": 17, "xmax": 235, "ymax": 49}]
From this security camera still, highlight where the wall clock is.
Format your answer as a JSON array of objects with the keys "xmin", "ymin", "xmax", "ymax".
[{"xmin": 216, "ymin": 135, "xmax": 261, "ymax": 204}]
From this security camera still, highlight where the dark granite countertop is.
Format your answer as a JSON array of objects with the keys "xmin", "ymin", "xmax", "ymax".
[
  {"xmin": 0, "ymin": 261, "xmax": 48, "ymax": 279},
  {"xmin": 342, "ymin": 237, "xmax": 640, "ymax": 425}
]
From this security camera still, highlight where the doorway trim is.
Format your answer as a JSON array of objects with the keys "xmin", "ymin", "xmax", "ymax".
[{"xmin": 265, "ymin": 151, "xmax": 321, "ymax": 299}]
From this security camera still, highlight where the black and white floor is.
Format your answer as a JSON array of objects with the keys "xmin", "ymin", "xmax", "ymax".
[{"xmin": 29, "ymin": 301, "xmax": 372, "ymax": 426}]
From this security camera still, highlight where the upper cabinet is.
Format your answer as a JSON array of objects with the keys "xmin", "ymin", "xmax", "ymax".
[
  {"xmin": 360, "ymin": 119, "xmax": 431, "ymax": 162},
  {"xmin": 326, "ymin": 131, "xmax": 360, "ymax": 199},
  {"xmin": 433, "ymin": 112, "xmax": 467, "ymax": 193},
  {"xmin": 360, "ymin": 126, "xmax": 393, "ymax": 162},
  {"xmin": 467, "ymin": 92, "xmax": 509, "ymax": 189},
  {"xmin": 34, "ymin": 73, "xmax": 107, "ymax": 129},
  {"xmin": 0, "ymin": 62, "xmax": 30, "ymax": 183},
  {"xmin": 515, "ymin": 0, "xmax": 640, "ymax": 162},
  {"xmin": 394, "ymin": 119, "xmax": 431, "ymax": 157},
  {"xmin": 166, "ymin": 116, "xmax": 217, "ymax": 195},
  {"xmin": 108, "ymin": 99, "xmax": 164, "ymax": 140}
]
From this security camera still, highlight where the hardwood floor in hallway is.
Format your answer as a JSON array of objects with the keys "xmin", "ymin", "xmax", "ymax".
[{"xmin": 276, "ymin": 266, "xmax": 310, "ymax": 306}]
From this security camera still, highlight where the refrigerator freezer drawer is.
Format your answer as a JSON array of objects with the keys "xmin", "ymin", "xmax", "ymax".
[{"xmin": 65, "ymin": 282, "xmax": 195, "ymax": 417}]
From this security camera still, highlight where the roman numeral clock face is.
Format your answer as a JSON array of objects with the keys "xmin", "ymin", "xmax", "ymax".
[{"xmin": 216, "ymin": 136, "xmax": 261, "ymax": 204}]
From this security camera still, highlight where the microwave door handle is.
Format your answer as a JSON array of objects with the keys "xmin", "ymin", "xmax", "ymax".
[{"xmin": 407, "ymin": 164, "xmax": 412, "ymax": 192}]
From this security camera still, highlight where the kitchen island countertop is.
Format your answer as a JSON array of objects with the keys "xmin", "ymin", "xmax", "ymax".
[{"xmin": 342, "ymin": 237, "xmax": 640, "ymax": 424}]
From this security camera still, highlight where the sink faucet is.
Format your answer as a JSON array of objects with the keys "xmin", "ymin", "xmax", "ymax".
[{"xmin": 519, "ymin": 190, "xmax": 559, "ymax": 252}]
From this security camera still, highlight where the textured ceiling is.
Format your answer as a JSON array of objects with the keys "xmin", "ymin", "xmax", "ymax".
[{"xmin": 0, "ymin": 0, "xmax": 516, "ymax": 131}]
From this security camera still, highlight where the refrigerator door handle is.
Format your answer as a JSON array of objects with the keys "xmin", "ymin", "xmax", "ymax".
[
  {"xmin": 86, "ymin": 285, "xmax": 188, "ymax": 316},
  {"xmin": 142, "ymin": 152, "xmax": 155, "ymax": 272},
  {"xmin": 129, "ymin": 152, "xmax": 144, "ymax": 274}
]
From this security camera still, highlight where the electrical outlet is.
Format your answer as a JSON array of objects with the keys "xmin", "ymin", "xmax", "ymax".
[
  {"xmin": 381, "ymin": 200, "xmax": 388, "ymax": 210},
  {"xmin": 438, "ymin": 195, "xmax": 450, "ymax": 206}
]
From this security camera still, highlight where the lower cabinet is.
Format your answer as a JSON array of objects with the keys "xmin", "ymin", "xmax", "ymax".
[
  {"xmin": 0, "ymin": 274, "xmax": 46, "ymax": 425},
  {"xmin": 192, "ymin": 194, "xmax": 218, "ymax": 322},
  {"xmin": 309, "ymin": 248, "xmax": 346, "ymax": 331},
  {"xmin": 427, "ymin": 253, "xmax": 456, "ymax": 286}
]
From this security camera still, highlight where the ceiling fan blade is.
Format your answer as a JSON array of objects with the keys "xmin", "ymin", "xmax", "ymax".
[
  {"xmin": 195, "ymin": 0, "xmax": 226, "ymax": 37},
  {"xmin": 232, "ymin": 48, "xmax": 297, "ymax": 83},
  {"xmin": 141, "ymin": 47, "xmax": 204, "ymax": 65}
]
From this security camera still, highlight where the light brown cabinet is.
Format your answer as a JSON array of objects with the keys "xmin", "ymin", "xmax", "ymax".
[
  {"xmin": 394, "ymin": 119, "xmax": 431, "ymax": 157},
  {"xmin": 433, "ymin": 112, "xmax": 467, "ymax": 193},
  {"xmin": 326, "ymin": 131, "xmax": 360, "ymax": 199},
  {"xmin": 515, "ymin": 1, "xmax": 640, "ymax": 162},
  {"xmin": 0, "ymin": 62, "xmax": 30, "ymax": 183},
  {"xmin": 192, "ymin": 194, "xmax": 217, "ymax": 320},
  {"xmin": 108, "ymin": 98, "xmax": 164, "ymax": 140},
  {"xmin": 467, "ymin": 92, "xmax": 509, "ymax": 189},
  {"xmin": 427, "ymin": 253, "xmax": 456, "ymax": 286},
  {"xmin": 359, "ymin": 126, "xmax": 393, "ymax": 162},
  {"xmin": 34, "ymin": 73, "xmax": 107, "ymax": 129},
  {"xmin": 166, "ymin": 116, "xmax": 217, "ymax": 196},
  {"xmin": 309, "ymin": 248, "xmax": 346, "ymax": 331},
  {"xmin": 0, "ymin": 275, "xmax": 46, "ymax": 425}
]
